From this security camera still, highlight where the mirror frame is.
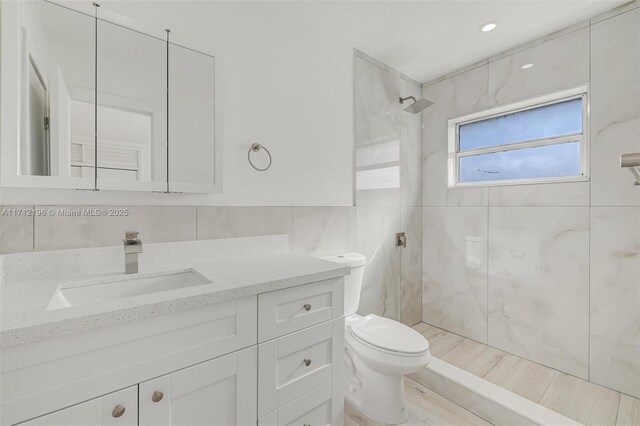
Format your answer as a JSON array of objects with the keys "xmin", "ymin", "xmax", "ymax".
[{"xmin": 0, "ymin": 0, "xmax": 223, "ymax": 194}]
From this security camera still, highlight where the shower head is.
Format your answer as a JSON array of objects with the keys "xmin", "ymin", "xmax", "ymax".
[{"xmin": 399, "ymin": 96, "xmax": 433, "ymax": 114}]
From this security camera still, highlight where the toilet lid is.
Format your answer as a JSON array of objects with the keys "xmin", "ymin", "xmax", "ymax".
[{"xmin": 349, "ymin": 314, "xmax": 429, "ymax": 355}]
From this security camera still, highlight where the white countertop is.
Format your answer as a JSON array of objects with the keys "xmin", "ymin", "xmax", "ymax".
[{"xmin": 1, "ymin": 240, "xmax": 349, "ymax": 347}]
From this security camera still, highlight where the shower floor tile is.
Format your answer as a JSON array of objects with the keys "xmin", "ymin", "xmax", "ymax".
[
  {"xmin": 412, "ymin": 322, "xmax": 640, "ymax": 426},
  {"xmin": 539, "ymin": 372, "xmax": 620, "ymax": 426}
]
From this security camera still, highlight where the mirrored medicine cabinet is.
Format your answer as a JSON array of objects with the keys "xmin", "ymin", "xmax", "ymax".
[{"xmin": 0, "ymin": 0, "xmax": 221, "ymax": 193}]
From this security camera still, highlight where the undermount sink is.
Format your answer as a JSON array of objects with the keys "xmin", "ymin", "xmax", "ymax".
[{"xmin": 46, "ymin": 269, "xmax": 211, "ymax": 310}]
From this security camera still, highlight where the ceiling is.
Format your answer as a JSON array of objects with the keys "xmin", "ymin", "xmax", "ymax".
[
  {"xmin": 264, "ymin": 0, "xmax": 626, "ymax": 82},
  {"xmin": 98, "ymin": 0, "xmax": 627, "ymax": 84}
]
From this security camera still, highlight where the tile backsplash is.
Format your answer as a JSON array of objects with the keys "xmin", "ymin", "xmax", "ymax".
[{"xmin": 0, "ymin": 206, "xmax": 350, "ymax": 256}]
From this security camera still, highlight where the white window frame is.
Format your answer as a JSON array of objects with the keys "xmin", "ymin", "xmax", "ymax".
[{"xmin": 447, "ymin": 85, "xmax": 590, "ymax": 187}]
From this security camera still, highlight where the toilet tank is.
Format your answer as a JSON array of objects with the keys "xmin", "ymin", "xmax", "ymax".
[{"xmin": 320, "ymin": 253, "xmax": 366, "ymax": 317}]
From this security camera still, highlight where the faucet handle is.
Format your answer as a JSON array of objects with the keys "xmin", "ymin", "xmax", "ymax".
[{"xmin": 125, "ymin": 231, "xmax": 140, "ymax": 242}]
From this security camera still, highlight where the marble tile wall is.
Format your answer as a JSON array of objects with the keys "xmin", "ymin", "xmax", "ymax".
[
  {"xmin": 590, "ymin": 8, "xmax": 640, "ymax": 207},
  {"xmin": 0, "ymin": 206, "xmax": 34, "ymax": 253},
  {"xmin": 589, "ymin": 207, "xmax": 640, "ymax": 397},
  {"xmin": 487, "ymin": 207, "xmax": 590, "ymax": 379},
  {"xmin": 0, "ymin": 206, "xmax": 356, "ymax": 257},
  {"xmin": 422, "ymin": 207, "xmax": 488, "ymax": 343},
  {"xmin": 421, "ymin": 4, "xmax": 640, "ymax": 397},
  {"xmin": 354, "ymin": 54, "xmax": 423, "ymax": 325}
]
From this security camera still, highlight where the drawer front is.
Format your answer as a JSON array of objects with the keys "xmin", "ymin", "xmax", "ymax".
[
  {"xmin": 258, "ymin": 278, "xmax": 344, "ymax": 342},
  {"xmin": 258, "ymin": 318, "xmax": 344, "ymax": 417},
  {"xmin": 258, "ymin": 378, "xmax": 344, "ymax": 426},
  {"xmin": 19, "ymin": 385, "xmax": 138, "ymax": 426}
]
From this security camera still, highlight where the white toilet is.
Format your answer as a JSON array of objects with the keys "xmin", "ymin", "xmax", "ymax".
[{"xmin": 322, "ymin": 253, "xmax": 431, "ymax": 425}]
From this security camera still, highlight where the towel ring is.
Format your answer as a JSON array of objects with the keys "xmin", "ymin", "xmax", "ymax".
[{"xmin": 248, "ymin": 143, "xmax": 272, "ymax": 171}]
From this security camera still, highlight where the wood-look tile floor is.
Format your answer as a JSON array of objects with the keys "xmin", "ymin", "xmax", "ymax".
[
  {"xmin": 410, "ymin": 322, "xmax": 640, "ymax": 426},
  {"xmin": 344, "ymin": 377, "xmax": 492, "ymax": 426}
]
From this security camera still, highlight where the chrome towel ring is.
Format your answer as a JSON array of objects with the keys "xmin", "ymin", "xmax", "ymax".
[{"xmin": 248, "ymin": 143, "xmax": 272, "ymax": 171}]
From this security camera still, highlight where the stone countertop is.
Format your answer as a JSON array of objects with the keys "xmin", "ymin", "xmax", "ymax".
[{"xmin": 0, "ymin": 251, "xmax": 349, "ymax": 347}]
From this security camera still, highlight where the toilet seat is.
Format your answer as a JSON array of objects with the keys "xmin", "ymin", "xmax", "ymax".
[{"xmin": 347, "ymin": 314, "xmax": 429, "ymax": 356}]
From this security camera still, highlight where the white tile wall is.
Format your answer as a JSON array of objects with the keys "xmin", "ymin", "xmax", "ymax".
[
  {"xmin": 34, "ymin": 206, "xmax": 196, "ymax": 251},
  {"xmin": 0, "ymin": 206, "xmax": 34, "ymax": 254},
  {"xmin": 422, "ymin": 206, "xmax": 488, "ymax": 343},
  {"xmin": 590, "ymin": 207, "xmax": 640, "ymax": 397},
  {"xmin": 590, "ymin": 8, "xmax": 640, "ymax": 207},
  {"xmin": 355, "ymin": 206, "xmax": 402, "ymax": 320},
  {"xmin": 487, "ymin": 207, "xmax": 590, "ymax": 379},
  {"xmin": 421, "ymin": 6, "xmax": 640, "ymax": 397},
  {"xmin": 291, "ymin": 207, "xmax": 356, "ymax": 256}
]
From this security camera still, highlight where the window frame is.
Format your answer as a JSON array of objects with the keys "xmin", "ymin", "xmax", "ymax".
[{"xmin": 447, "ymin": 85, "xmax": 590, "ymax": 187}]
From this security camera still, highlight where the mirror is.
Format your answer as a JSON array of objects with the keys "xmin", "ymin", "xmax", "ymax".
[
  {"xmin": 169, "ymin": 43, "xmax": 216, "ymax": 192},
  {"xmin": 10, "ymin": 0, "xmax": 220, "ymax": 193},
  {"xmin": 96, "ymin": 19, "xmax": 167, "ymax": 190},
  {"xmin": 19, "ymin": 0, "xmax": 95, "ymax": 181}
]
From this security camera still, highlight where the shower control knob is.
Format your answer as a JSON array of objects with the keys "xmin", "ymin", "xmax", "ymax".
[
  {"xmin": 152, "ymin": 391, "xmax": 164, "ymax": 402},
  {"xmin": 303, "ymin": 304, "xmax": 311, "ymax": 311},
  {"xmin": 304, "ymin": 358, "xmax": 311, "ymax": 367}
]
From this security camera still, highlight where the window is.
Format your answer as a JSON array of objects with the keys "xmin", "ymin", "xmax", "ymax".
[{"xmin": 448, "ymin": 87, "xmax": 588, "ymax": 186}]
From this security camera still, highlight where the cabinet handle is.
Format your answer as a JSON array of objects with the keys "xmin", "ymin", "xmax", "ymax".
[
  {"xmin": 303, "ymin": 358, "xmax": 311, "ymax": 367},
  {"xmin": 303, "ymin": 303, "xmax": 311, "ymax": 311},
  {"xmin": 112, "ymin": 405, "xmax": 126, "ymax": 418},
  {"xmin": 152, "ymin": 391, "xmax": 164, "ymax": 402}
]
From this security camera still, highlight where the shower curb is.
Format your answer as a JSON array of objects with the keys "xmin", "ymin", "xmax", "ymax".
[{"xmin": 407, "ymin": 358, "xmax": 583, "ymax": 426}]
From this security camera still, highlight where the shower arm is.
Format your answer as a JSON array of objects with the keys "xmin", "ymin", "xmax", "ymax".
[
  {"xmin": 399, "ymin": 96, "xmax": 418, "ymax": 104},
  {"xmin": 620, "ymin": 152, "xmax": 640, "ymax": 186}
]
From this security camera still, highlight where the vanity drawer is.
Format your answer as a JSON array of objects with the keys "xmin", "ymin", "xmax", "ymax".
[
  {"xmin": 258, "ymin": 378, "xmax": 344, "ymax": 426},
  {"xmin": 258, "ymin": 277, "xmax": 344, "ymax": 342},
  {"xmin": 258, "ymin": 317, "xmax": 344, "ymax": 417}
]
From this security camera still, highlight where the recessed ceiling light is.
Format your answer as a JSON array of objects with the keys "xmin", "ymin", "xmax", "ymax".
[
  {"xmin": 521, "ymin": 63, "xmax": 534, "ymax": 70},
  {"xmin": 480, "ymin": 21, "xmax": 499, "ymax": 32}
]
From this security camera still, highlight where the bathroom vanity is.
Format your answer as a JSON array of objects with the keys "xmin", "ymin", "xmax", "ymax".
[{"xmin": 0, "ymin": 236, "xmax": 349, "ymax": 425}]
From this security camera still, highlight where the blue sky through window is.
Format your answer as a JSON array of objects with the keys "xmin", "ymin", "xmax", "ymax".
[
  {"xmin": 459, "ymin": 141, "xmax": 581, "ymax": 182},
  {"xmin": 459, "ymin": 98, "xmax": 582, "ymax": 152}
]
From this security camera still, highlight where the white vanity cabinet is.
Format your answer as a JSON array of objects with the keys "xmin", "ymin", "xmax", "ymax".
[
  {"xmin": 2, "ymin": 277, "xmax": 345, "ymax": 426},
  {"xmin": 138, "ymin": 347, "xmax": 257, "ymax": 426},
  {"xmin": 257, "ymin": 277, "xmax": 345, "ymax": 425},
  {"xmin": 20, "ymin": 386, "xmax": 138, "ymax": 426}
]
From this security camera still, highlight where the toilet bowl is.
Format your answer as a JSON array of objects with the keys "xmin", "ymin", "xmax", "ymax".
[{"xmin": 321, "ymin": 253, "xmax": 431, "ymax": 425}]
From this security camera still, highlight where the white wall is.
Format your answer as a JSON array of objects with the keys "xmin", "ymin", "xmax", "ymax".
[{"xmin": 0, "ymin": 1, "xmax": 354, "ymax": 206}]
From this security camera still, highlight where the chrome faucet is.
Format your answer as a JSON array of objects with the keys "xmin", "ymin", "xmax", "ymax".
[{"xmin": 123, "ymin": 231, "xmax": 142, "ymax": 274}]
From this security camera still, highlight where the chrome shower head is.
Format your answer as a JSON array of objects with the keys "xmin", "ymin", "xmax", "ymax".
[{"xmin": 399, "ymin": 96, "xmax": 433, "ymax": 114}]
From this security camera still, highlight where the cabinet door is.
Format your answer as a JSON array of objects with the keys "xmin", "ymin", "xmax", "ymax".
[
  {"xmin": 139, "ymin": 346, "xmax": 257, "ymax": 426},
  {"xmin": 20, "ymin": 386, "xmax": 137, "ymax": 426}
]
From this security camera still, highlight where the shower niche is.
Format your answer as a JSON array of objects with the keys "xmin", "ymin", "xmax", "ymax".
[{"xmin": 0, "ymin": 0, "xmax": 221, "ymax": 193}]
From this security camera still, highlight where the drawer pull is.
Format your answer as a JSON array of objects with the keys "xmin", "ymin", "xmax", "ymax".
[
  {"xmin": 303, "ymin": 358, "xmax": 312, "ymax": 367},
  {"xmin": 152, "ymin": 391, "xmax": 164, "ymax": 402},
  {"xmin": 112, "ymin": 404, "xmax": 126, "ymax": 418},
  {"xmin": 303, "ymin": 303, "xmax": 311, "ymax": 311}
]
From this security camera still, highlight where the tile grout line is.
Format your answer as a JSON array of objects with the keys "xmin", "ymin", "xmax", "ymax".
[
  {"xmin": 404, "ymin": 376, "xmax": 497, "ymax": 426},
  {"xmin": 537, "ymin": 371, "xmax": 559, "ymax": 404}
]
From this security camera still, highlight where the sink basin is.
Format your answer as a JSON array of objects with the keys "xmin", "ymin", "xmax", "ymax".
[{"xmin": 47, "ymin": 269, "xmax": 211, "ymax": 310}]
